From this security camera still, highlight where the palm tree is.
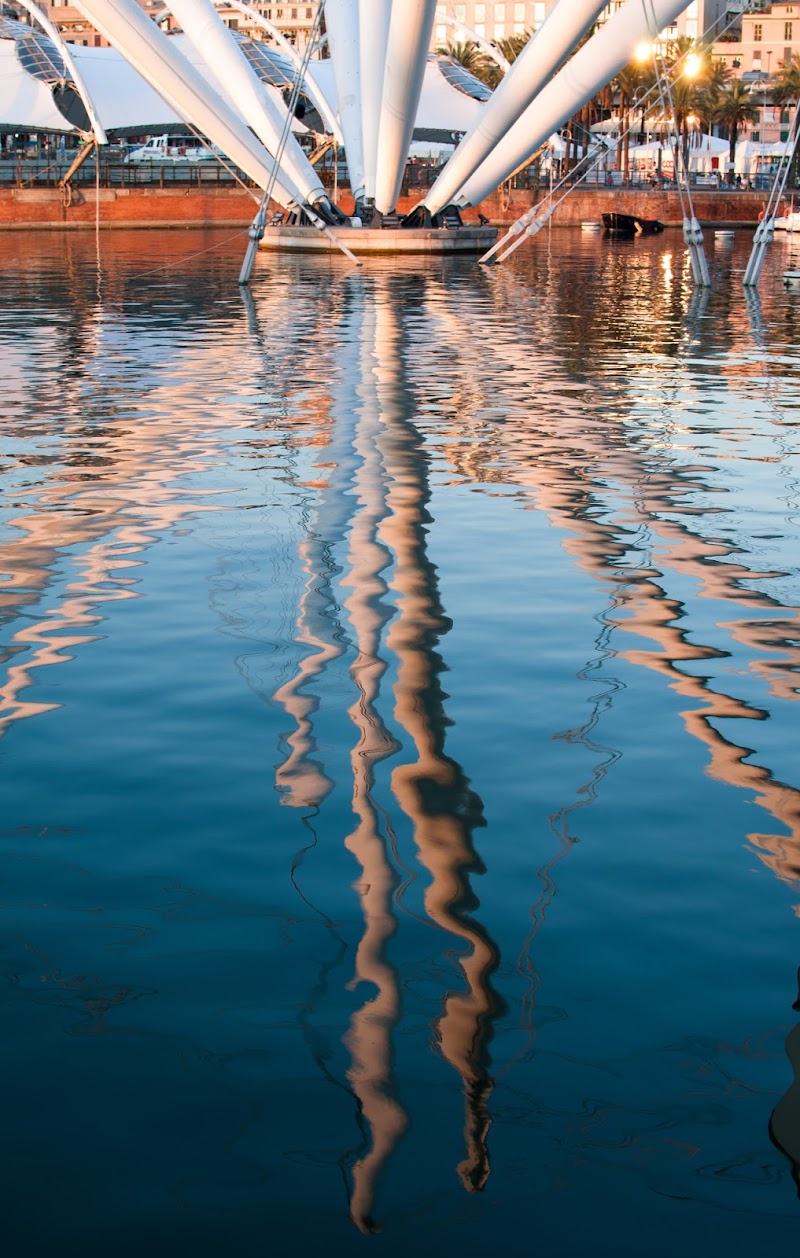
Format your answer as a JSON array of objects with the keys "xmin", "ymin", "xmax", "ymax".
[
  {"xmin": 614, "ymin": 61, "xmax": 648, "ymax": 179},
  {"xmin": 439, "ymin": 40, "xmax": 490, "ymax": 83},
  {"xmin": 480, "ymin": 32, "xmax": 529, "ymax": 89},
  {"xmin": 712, "ymin": 80, "xmax": 758, "ymax": 179},
  {"xmin": 772, "ymin": 53, "xmax": 800, "ymax": 184},
  {"xmin": 772, "ymin": 51, "xmax": 800, "ymax": 109},
  {"xmin": 697, "ymin": 58, "xmax": 732, "ymax": 141}
]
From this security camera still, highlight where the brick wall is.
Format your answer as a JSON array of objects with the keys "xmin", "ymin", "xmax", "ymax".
[{"xmin": 0, "ymin": 185, "xmax": 766, "ymax": 230}]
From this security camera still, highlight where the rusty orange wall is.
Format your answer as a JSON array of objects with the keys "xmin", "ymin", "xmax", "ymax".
[{"xmin": 0, "ymin": 185, "xmax": 764, "ymax": 229}]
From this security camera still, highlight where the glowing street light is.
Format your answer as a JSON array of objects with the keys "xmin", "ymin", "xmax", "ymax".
[{"xmin": 684, "ymin": 52, "xmax": 702, "ymax": 78}]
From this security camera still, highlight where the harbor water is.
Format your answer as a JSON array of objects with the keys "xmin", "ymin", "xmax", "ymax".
[{"xmin": 1, "ymin": 226, "xmax": 800, "ymax": 1256}]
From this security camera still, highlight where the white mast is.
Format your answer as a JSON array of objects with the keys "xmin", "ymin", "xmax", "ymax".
[
  {"xmin": 374, "ymin": 0, "xmax": 438, "ymax": 214},
  {"xmin": 324, "ymin": 0, "xmax": 366, "ymax": 205},
  {"xmin": 358, "ymin": 0, "xmax": 392, "ymax": 203},
  {"xmin": 167, "ymin": 0, "xmax": 330, "ymax": 210},
  {"xmin": 219, "ymin": 0, "xmax": 342, "ymax": 142},
  {"xmin": 452, "ymin": 0, "xmax": 691, "ymax": 208},
  {"xmin": 71, "ymin": 0, "xmax": 303, "ymax": 206},
  {"xmin": 14, "ymin": 0, "xmax": 108, "ymax": 144},
  {"xmin": 422, "ymin": 0, "xmax": 608, "ymax": 216}
]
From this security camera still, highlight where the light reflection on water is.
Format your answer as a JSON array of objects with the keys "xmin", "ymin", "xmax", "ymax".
[{"xmin": 1, "ymin": 228, "xmax": 800, "ymax": 1255}]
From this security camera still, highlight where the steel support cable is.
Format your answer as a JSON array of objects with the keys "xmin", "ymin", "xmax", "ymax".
[
  {"xmin": 239, "ymin": 0, "xmax": 359, "ymax": 280},
  {"xmin": 481, "ymin": 3, "xmax": 747, "ymax": 268}
]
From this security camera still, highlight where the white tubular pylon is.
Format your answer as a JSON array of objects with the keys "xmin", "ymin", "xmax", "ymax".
[
  {"xmin": 423, "ymin": 0, "xmax": 608, "ymax": 217},
  {"xmin": 168, "ymin": 0, "xmax": 329, "ymax": 208},
  {"xmin": 325, "ymin": 0, "xmax": 366, "ymax": 205},
  {"xmin": 15, "ymin": 0, "xmax": 108, "ymax": 144},
  {"xmin": 451, "ymin": 0, "xmax": 693, "ymax": 210},
  {"xmin": 359, "ymin": 0, "xmax": 392, "ymax": 203},
  {"xmin": 374, "ymin": 0, "xmax": 439, "ymax": 214},
  {"xmin": 72, "ymin": 0, "xmax": 303, "ymax": 205}
]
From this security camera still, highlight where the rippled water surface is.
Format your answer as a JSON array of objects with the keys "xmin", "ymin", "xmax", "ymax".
[{"xmin": 2, "ymin": 226, "xmax": 800, "ymax": 1256}]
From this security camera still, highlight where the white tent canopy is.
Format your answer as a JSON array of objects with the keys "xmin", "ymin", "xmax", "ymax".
[
  {"xmin": 1, "ymin": 35, "xmax": 483, "ymax": 143},
  {"xmin": 0, "ymin": 39, "xmax": 77, "ymax": 131}
]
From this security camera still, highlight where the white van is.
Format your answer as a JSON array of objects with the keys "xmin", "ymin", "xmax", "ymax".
[{"xmin": 125, "ymin": 134, "xmax": 216, "ymax": 163}]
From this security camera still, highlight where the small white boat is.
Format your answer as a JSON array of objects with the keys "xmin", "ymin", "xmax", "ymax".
[
  {"xmin": 783, "ymin": 269, "xmax": 800, "ymax": 287},
  {"xmin": 775, "ymin": 211, "xmax": 800, "ymax": 233}
]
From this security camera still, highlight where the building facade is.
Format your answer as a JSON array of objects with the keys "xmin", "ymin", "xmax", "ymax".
[
  {"xmin": 34, "ymin": 1, "xmax": 165, "ymax": 46},
  {"xmin": 25, "ymin": 1, "xmax": 318, "ymax": 48},
  {"xmin": 712, "ymin": 1, "xmax": 800, "ymax": 78}
]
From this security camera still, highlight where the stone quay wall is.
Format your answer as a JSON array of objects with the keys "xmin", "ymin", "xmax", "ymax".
[{"xmin": 0, "ymin": 184, "xmax": 765, "ymax": 230}]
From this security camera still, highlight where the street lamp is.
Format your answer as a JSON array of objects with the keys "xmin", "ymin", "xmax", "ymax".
[{"xmin": 684, "ymin": 52, "xmax": 702, "ymax": 79}]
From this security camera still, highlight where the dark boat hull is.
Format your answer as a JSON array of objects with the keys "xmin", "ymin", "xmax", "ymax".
[{"xmin": 602, "ymin": 212, "xmax": 665, "ymax": 238}]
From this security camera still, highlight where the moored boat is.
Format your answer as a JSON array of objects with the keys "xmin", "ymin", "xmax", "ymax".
[{"xmin": 602, "ymin": 212, "xmax": 665, "ymax": 238}]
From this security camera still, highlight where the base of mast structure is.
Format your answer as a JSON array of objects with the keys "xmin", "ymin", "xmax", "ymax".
[{"xmin": 258, "ymin": 222, "xmax": 498, "ymax": 256}]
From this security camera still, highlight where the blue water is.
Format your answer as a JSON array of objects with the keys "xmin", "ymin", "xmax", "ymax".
[{"xmin": 1, "ymin": 227, "xmax": 800, "ymax": 1256}]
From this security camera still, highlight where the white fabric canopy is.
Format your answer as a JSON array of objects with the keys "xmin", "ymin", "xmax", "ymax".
[
  {"xmin": 2, "ymin": 37, "xmax": 483, "ymax": 141},
  {"xmin": 70, "ymin": 42, "xmax": 182, "ymax": 132},
  {"xmin": 307, "ymin": 56, "xmax": 484, "ymax": 138},
  {"xmin": 0, "ymin": 39, "xmax": 75, "ymax": 131}
]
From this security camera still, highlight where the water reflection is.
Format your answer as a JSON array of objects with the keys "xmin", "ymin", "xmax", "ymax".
[
  {"xmin": 1, "ymin": 233, "xmax": 800, "ymax": 1242},
  {"xmin": 265, "ymin": 271, "xmax": 504, "ymax": 1226}
]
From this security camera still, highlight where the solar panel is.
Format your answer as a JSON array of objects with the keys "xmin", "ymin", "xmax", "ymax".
[
  {"xmin": 437, "ymin": 58, "xmax": 493, "ymax": 102},
  {"xmin": 234, "ymin": 34, "xmax": 295, "ymax": 89},
  {"xmin": 1, "ymin": 16, "xmax": 68, "ymax": 84}
]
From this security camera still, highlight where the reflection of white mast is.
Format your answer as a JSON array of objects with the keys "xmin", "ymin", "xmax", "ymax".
[
  {"xmin": 342, "ymin": 282, "xmax": 406, "ymax": 1232},
  {"xmin": 372, "ymin": 281, "xmax": 501, "ymax": 1194},
  {"xmin": 271, "ymin": 299, "xmax": 366, "ymax": 806}
]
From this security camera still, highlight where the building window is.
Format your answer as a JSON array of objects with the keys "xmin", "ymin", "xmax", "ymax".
[
  {"xmin": 786, "ymin": 21, "xmax": 793, "ymax": 39},
  {"xmin": 436, "ymin": 23, "xmax": 446, "ymax": 42},
  {"xmin": 534, "ymin": 3, "xmax": 545, "ymax": 21},
  {"xmin": 475, "ymin": 3, "xmax": 485, "ymax": 19},
  {"xmin": 494, "ymin": 3, "xmax": 505, "ymax": 19},
  {"xmin": 514, "ymin": 2, "xmax": 524, "ymax": 18},
  {"xmin": 475, "ymin": 22, "xmax": 485, "ymax": 36},
  {"xmin": 753, "ymin": 22, "xmax": 762, "ymax": 41},
  {"xmin": 494, "ymin": 23, "xmax": 505, "ymax": 38}
]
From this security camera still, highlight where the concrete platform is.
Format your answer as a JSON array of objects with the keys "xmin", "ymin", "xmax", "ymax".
[{"xmin": 258, "ymin": 223, "xmax": 498, "ymax": 255}]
